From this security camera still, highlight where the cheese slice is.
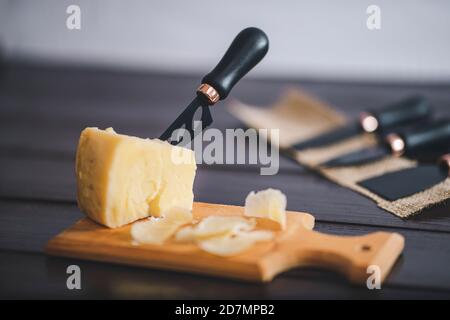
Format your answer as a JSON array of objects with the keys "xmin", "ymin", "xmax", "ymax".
[
  {"xmin": 173, "ymin": 214, "xmax": 275, "ymax": 256},
  {"xmin": 198, "ymin": 234, "xmax": 255, "ymax": 256},
  {"xmin": 198, "ymin": 230, "xmax": 273, "ymax": 257},
  {"xmin": 193, "ymin": 216, "xmax": 255, "ymax": 239},
  {"xmin": 174, "ymin": 225, "xmax": 196, "ymax": 243},
  {"xmin": 76, "ymin": 127, "xmax": 196, "ymax": 228},
  {"xmin": 174, "ymin": 216, "xmax": 256, "ymax": 243},
  {"xmin": 244, "ymin": 188, "xmax": 287, "ymax": 230},
  {"xmin": 131, "ymin": 207, "xmax": 193, "ymax": 245},
  {"xmin": 239, "ymin": 230, "xmax": 274, "ymax": 242}
]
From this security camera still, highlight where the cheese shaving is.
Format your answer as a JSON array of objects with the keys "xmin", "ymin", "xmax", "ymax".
[
  {"xmin": 174, "ymin": 225, "xmax": 196, "ymax": 243},
  {"xmin": 239, "ymin": 230, "xmax": 274, "ymax": 242},
  {"xmin": 193, "ymin": 216, "xmax": 255, "ymax": 239},
  {"xmin": 244, "ymin": 188, "xmax": 287, "ymax": 230},
  {"xmin": 131, "ymin": 207, "xmax": 192, "ymax": 245},
  {"xmin": 198, "ymin": 230, "xmax": 274, "ymax": 257}
]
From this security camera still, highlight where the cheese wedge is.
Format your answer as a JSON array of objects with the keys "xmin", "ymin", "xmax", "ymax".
[
  {"xmin": 244, "ymin": 188, "xmax": 287, "ymax": 230},
  {"xmin": 76, "ymin": 127, "xmax": 196, "ymax": 228}
]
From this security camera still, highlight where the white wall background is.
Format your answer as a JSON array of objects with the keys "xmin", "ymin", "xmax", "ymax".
[{"xmin": 1, "ymin": 0, "xmax": 449, "ymax": 82}]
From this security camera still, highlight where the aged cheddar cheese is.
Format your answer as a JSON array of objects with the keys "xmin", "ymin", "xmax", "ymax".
[{"xmin": 76, "ymin": 127, "xmax": 196, "ymax": 228}]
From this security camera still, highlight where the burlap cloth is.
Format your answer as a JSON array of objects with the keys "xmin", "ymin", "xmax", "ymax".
[{"xmin": 228, "ymin": 89, "xmax": 450, "ymax": 218}]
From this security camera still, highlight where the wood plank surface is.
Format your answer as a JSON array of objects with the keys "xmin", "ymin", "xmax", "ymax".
[
  {"xmin": 3, "ymin": 250, "xmax": 448, "ymax": 299},
  {"xmin": 1, "ymin": 199, "xmax": 450, "ymax": 292},
  {"xmin": 2, "ymin": 62, "xmax": 450, "ymax": 165},
  {"xmin": 1, "ymin": 155, "xmax": 449, "ymax": 233}
]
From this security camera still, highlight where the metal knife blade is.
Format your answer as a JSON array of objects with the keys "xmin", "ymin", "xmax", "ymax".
[
  {"xmin": 159, "ymin": 96, "xmax": 212, "ymax": 145},
  {"xmin": 323, "ymin": 146, "xmax": 389, "ymax": 167},
  {"xmin": 358, "ymin": 164, "xmax": 448, "ymax": 201},
  {"xmin": 292, "ymin": 123, "xmax": 361, "ymax": 150}
]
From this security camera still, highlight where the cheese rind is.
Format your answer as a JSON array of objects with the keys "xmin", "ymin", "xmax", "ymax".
[{"xmin": 76, "ymin": 127, "xmax": 196, "ymax": 228}]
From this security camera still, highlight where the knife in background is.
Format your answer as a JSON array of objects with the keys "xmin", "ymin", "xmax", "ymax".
[
  {"xmin": 159, "ymin": 27, "xmax": 269, "ymax": 145},
  {"xmin": 359, "ymin": 153, "xmax": 450, "ymax": 201},
  {"xmin": 292, "ymin": 95, "xmax": 432, "ymax": 150},
  {"xmin": 322, "ymin": 120, "xmax": 450, "ymax": 167}
]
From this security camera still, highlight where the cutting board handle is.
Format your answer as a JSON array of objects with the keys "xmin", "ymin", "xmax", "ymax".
[
  {"xmin": 295, "ymin": 230, "xmax": 404, "ymax": 283},
  {"xmin": 261, "ymin": 229, "xmax": 404, "ymax": 284}
]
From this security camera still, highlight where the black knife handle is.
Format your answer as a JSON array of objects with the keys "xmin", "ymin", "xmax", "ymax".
[
  {"xmin": 389, "ymin": 120, "xmax": 450, "ymax": 156},
  {"xmin": 366, "ymin": 95, "xmax": 432, "ymax": 132},
  {"xmin": 201, "ymin": 27, "xmax": 269, "ymax": 101}
]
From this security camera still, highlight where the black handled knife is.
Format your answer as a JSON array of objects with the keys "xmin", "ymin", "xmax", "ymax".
[
  {"xmin": 322, "ymin": 120, "xmax": 450, "ymax": 167},
  {"xmin": 292, "ymin": 95, "xmax": 432, "ymax": 150},
  {"xmin": 359, "ymin": 153, "xmax": 450, "ymax": 201},
  {"xmin": 159, "ymin": 27, "xmax": 269, "ymax": 145}
]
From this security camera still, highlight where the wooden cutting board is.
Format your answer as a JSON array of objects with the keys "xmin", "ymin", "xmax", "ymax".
[{"xmin": 45, "ymin": 202, "xmax": 404, "ymax": 284}]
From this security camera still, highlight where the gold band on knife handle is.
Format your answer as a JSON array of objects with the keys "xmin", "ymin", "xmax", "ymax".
[
  {"xmin": 197, "ymin": 84, "xmax": 220, "ymax": 105},
  {"xmin": 359, "ymin": 112, "xmax": 379, "ymax": 133},
  {"xmin": 385, "ymin": 133, "xmax": 406, "ymax": 157},
  {"xmin": 439, "ymin": 154, "xmax": 450, "ymax": 176}
]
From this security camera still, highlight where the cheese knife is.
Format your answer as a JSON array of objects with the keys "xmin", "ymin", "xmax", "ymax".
[
  {"xmin": 292, "ymin": 95, "xmax": 432, "ymax": 150},
  {"xmin": 159, "ymin": 27, "xmax": 269, "ymax": 145},
  {"xmin": 322, "ymin": 120, "xmax": 450, "ymax": 167},
  {"xmin": 358, "ymin": 153, "xmax": 450, "ymax": 201}
]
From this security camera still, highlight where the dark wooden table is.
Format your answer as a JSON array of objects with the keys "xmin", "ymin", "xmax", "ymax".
[{"xmin": 1, "ymin": 62, "xmax": 449, "ymax": 299}]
